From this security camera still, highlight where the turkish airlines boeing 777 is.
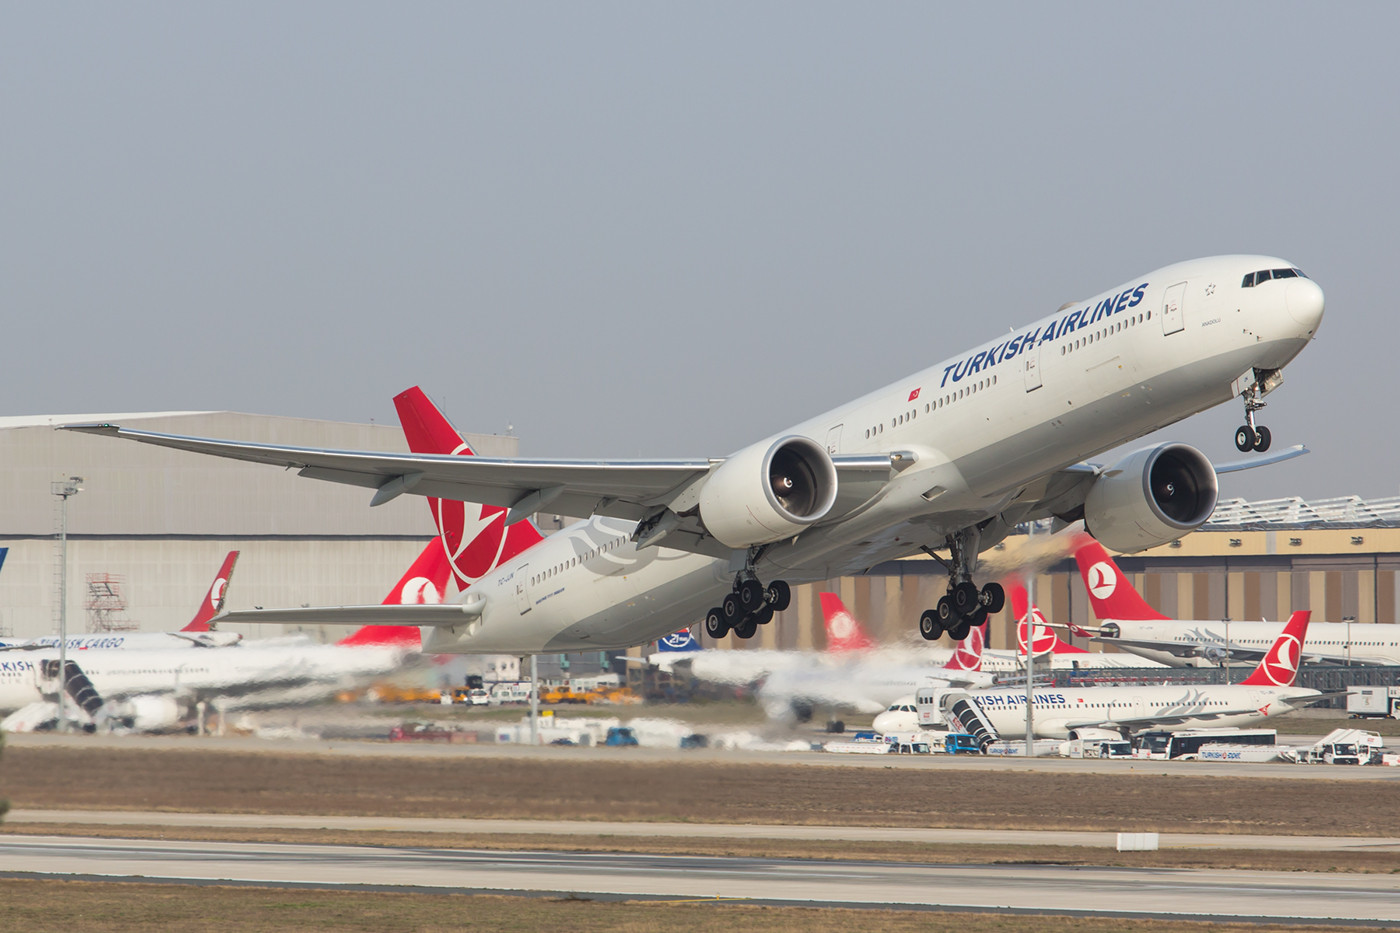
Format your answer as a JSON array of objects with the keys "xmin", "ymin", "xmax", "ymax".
[{"xmin": 69, "ymin": 255, "xmax": 1324, "ymax": 654}]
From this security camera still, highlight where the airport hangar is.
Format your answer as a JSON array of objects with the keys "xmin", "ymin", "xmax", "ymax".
[{"xmin": 4, "ymin": 411, "xmax": 1398, "ymax": 667}]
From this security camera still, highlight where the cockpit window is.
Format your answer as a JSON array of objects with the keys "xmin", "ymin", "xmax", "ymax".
[{"xmin": 1241, "ymin": 267, "xmax": 1309, "ymax": 288}]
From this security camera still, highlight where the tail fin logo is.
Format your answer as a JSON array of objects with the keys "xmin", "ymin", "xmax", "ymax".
[
  {"xmin": 1017, "ymin": 610, "xmax": 1056, "ymax": 656},
  {"xmin": 1087, "ymin": 562, "xmax": 1118, "ymax": 600},
  {"xmin": 947, "ymin": 624, "xmax": 984, "ymax": 670},
  {"xmin": 435, "ymin": 498, "xmax": 509, "ymax": 584},
  {"xmin": 828, "ymin": 611, "xmax": 855, "ymax": 642},
  {"xmin": 1257, "ymin": 634, "xmax": 1302, "ymax": 686},
  {"xmin": 209, "ymin": 578, "xmax": 228, "ymax": 612},
  {"xmin": 398, "ymin": 577, "xmax": 442, "ymax": 606}
]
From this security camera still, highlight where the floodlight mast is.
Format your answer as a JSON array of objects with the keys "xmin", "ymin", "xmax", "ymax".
[{"xmin": 51, "ymin": 476, "xmax": 83, "ymax": 733}]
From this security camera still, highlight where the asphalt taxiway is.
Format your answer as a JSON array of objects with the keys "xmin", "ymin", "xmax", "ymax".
[{"xmin": 4, "ymin": 834, "xmax": 1398, "ymax": 924}]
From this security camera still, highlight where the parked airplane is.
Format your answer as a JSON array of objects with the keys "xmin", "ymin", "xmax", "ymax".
[
  {"xmin": 1002, "ymin": 581, "xmax": 1166, "ymax": 670},
  {"xmin": 0, "ymin": 551, "xmax": 244, "ymax": 652},
  {"xmin": 0, "ymin": 542, "xmax": 448, "ymax": 732},
  {"xmin": 1072, "ymin": 537, "xmax": 1400, "ymax": 666},
  {"xmin": 70, "ymin": 256, "xmax": 1323, "ymax": 654},
  {"xmin": 930, "ymin": 610, "xmax": 1321, "ymax": 741}
]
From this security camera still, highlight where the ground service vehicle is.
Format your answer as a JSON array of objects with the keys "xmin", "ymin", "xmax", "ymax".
[
  {"xmin": 1347, "ymin": 686, "xmax": 1400, "ymax": 719},
  {"xmin": 1061, "ymin": 736, "xmax": 1133, "ymax": 758},
  {"xmin": 1134, "ymin": 729, "xmax": 1277, "ymax": 760},
  {"xmin": 944, "ymin": 733, "xmax": 985, "ymax": 755},
  {"xmin": 604, "ymin": 726, "xmax": 639, "ymax": 747}
]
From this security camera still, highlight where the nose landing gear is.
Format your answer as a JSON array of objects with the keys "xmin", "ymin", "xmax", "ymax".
[{"xmin": 1234, "ymin": 380, "xmax": 1272, "ymax": 452}]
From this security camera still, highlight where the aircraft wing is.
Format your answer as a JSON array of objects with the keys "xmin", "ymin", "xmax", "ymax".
[
  {"xmin": 214, "ymin": 603, "xmax": 483, "ymax": 627},
  {"xmin": 63, "ymin": 424, "xmax": 894, "ymax": 534},
  {"xmin": 1095, "ymin": 636, "xmax": 1388, "ymax": 667}
]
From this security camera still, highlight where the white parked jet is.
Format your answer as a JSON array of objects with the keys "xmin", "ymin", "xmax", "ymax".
[
  {"xmin": 0, "ymin": 542, "xmax": 448, "ymax": 732},
  {"xmin": 0, "ymin": 551, "xmax": 244, "ymax": 652},
  {"xmin": 69, "ymin": 256, "xmax": 1323, "ymax": 654},
  {"xmin": 925, "ymin": 610, "xmax": 1321, "ymax": 741},
  {"xmin": 1072, "ymin": 538, "xmax": 1400, "ymax": 666}
]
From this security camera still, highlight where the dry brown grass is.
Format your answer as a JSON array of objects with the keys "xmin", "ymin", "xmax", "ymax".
[
  {"xmin": 5, "ymin": 745, "xmax": 1400, "ymax": 837},
  {"xmin": 0, "ymin": 879, "xmax": 1368, "ymax": 933}
]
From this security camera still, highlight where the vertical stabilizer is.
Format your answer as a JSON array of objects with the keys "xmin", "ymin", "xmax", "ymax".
[
  {"xmin": 183, "ymin": 551, "xmax": 239, "ymax": 632},
  {"xmin": 1074, "ymin": 537, "xmax": 1171, "ymax": 621},
  {"xmin": 1239, "ymin": 611, "xmax": 1311, "ymax": 686},
  {"xmin": 818, "ymin": 593, "xmax": 878, "ymax": 652},
  {"xmin": 393, "ymin": 386, "xmax": 546, "ymax": 588}
]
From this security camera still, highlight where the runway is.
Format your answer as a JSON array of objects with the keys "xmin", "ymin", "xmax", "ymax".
[
  {"xmin": 4, "ymin": 834, "xmax": 1398, "ymax": 923},
  {"xmin": 9, "ymin": 808, "xmax": 1400, "ymax": 852}
]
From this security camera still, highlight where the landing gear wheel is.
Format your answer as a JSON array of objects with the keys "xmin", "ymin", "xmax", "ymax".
[
  {"xmin": 704, "ymin": 608, "xmax": 728, "ymax": 639},
  {"xmin": 948, "ymin": 619, "xmax": 972, "ymax": 641},
  {"xmin": 1253, "ymin": 425, "xmax": 1272, "ymax": 453},
  {"xmin": 733, "ymin": 617, "xmax": 758, "ymax": 640},
  {"xmin": 966, "ymin": 606, "xmax": 988, "ymax": 628},
  {"xmin": 937, "ymin": 596, "xmax": 955, "ymax": 626},
  {"xmin": 737, "ymin": 579, "xmax": 764, "ymax": 612},
  {"xmin": 751, "ymin": 604, "xmax": 774, "ymax": 626},
  {"xmin": 1235, "ymin": 425, "xmax": 1255, "ymax": 452},
  {"xmin": 765, "ymin": 580, "xmax": 791, "ymax": 612},
  {"xmin": 981, "ymin": 582, "xmax": 1005, "ymax": 615},
  {"xmin": 721, "ymin": 593, "xmax": 741, "ymax": 623},
  {"xmin": 952, "ymin": 581, "xmax": 980, "ymax": 615},
  {"xmin": 919, "ymin": 609, "xmax": 943, "ymax": 641}
]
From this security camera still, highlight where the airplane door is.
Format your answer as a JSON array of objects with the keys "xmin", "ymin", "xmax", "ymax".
[
  {"xmin": 825, "ymin": 424, "xmax": 843, "ymax": 455},
  {"xmin": 1024, "ymin": 343, "xmax": 1043, "ymax": 391},
  {"xmin": 1161, "ymin": 282, "xmax": 1186, "ymax": 335},
  {"xmin": 515, "ymin": 564, "xmax": 533, "ymax": 614}
]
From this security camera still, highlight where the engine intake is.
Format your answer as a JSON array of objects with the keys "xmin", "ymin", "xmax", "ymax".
[
  {"xmin": 1083, "ymin": 443, "xmax": 1217, "ymax": 553},
  {"xmin": 698, "ymin": 436, "xmax": 838, "ymax": 549}
]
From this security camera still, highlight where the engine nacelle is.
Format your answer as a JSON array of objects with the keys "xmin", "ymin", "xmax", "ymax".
[
  {"xmin": 117, "ymin": 694, "xmax": 185, "ymax": 732},
  {"xmin": 1083, "ymin": 443, "xmax": 1217, "ymax": 553},
  {"xmin": 698, "ymin": 436, "xmax": 838, "ymax": 549}
]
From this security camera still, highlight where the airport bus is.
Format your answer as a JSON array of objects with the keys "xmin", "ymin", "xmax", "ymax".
[{"xmin": 1133, "ymin": 729, "xmax": 1278, "ymax": 760}]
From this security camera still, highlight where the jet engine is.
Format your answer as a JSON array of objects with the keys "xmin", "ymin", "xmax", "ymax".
[
  {"xmin": 698, "ymin": 436, "xmax": 838, "ymax": 549},
  {"xmin": 1083, "ymin": 443, "xmax": 1217, "ymax": 553},
  {"xmin": 113, "ymin": 694, "xmax": 185, "ymax": 732}
]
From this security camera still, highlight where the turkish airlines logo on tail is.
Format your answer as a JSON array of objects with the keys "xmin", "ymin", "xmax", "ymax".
[
  {"xmin": 397, "ymin": 577, "xmax": 442, "ymax": 606},
  {"xmin": 1087, "ymin": 561, "xmax": 1118, "ymax": 600},
  {"xmin": 1017, "ymin": 610, "xmax": 1056, "ymax": 656},
  {"xmin": 947, "ymin": 624, "xmax": 984, "ymax": 671},
  {"xmin": 436, "ymin": 499, "xmax": 510, "ymax": 584},
  {"xmin": 209, "ymin": 578, "xmax": 228, "ymax": 612},
  {"xmin": 1257, "ymin": 633, "xmax": 1302, "ymax": 686}
]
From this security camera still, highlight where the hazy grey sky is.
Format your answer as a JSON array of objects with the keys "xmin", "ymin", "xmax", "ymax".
[{"xmin": 4, "ymin": 4, "xmax": 1395, "ymax": 501}]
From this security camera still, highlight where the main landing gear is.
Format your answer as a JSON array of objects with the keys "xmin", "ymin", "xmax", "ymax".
[
  {"xmin": 1234, "ymin": 382, "xmax": 1272, "ymax": 452},
  {"xmin": 917, "ymin": 529, "xmax": 1005, "ymax": 642},
  {"xmin": 704, "ymin": 576, "xmax": 791, "ymax": 641}
]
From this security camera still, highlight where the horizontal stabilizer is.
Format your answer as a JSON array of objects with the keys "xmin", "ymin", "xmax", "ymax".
[{"xmin": 214, "ymin": 602, "xmax": 483, "ymax": 628}]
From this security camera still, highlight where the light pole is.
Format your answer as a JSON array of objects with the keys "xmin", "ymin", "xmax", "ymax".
[
  {"xmin": 51, "ymin": 475, "xmax": 83, "ymax": 732},
  {"xmin": 1024, "ymin": 520, "xmax": 1035, "ymax": 757}
]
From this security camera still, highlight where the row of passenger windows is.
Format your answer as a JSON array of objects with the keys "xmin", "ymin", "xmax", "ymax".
[
  {"xmin": 862, "ymin": 376, "xmax": 999, "ymax": 440},
  {"xmin": 1241, "ymin": 267, "xmax": 1308, "ymax": 287},
  {"xmin": 532, "ymin": 536, "xmax": 627, "ymax": 586},
  {"xmin": 1061, "ymin": 310, "xmax": 1150, "ymax": 355}
]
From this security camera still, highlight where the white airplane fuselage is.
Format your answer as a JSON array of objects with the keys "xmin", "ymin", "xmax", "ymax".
[
  {"xmin": 422, "ymin": 255, "xmax": 1323, "ymax": 654},
  {"xmin": 957, "ymin": 683, "xmax": 1319, "ymax": 740},
  {"xmin": 0, "ymin": 643, "xmax": 414, "ymax": 715},
  {"xmin": 1101, "ymin": 620, "xmax": 1400, "ymax": 667}
]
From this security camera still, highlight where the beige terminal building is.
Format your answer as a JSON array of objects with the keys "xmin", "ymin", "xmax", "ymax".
[{"xmin": 2, "ymin": 411, "xmax": 1397, "ymax": 657}]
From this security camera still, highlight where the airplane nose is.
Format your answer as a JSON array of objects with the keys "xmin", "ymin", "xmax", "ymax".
[{"xmin": 1286, "ymin": 278, "xmax": 1325, "ymax": 334}]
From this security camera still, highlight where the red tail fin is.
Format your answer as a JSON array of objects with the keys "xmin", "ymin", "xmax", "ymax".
[
  {"xmin": 337, "ymin": 541, "xmax": 453, "ymax": 647},
  {"xmin": 818, "ymin": 593, "xmax": 878, "ymax": 652},
  {"xmin": 183, "ymin": 551, "xmax": 239, "ymax": 631},
  {"xmin": 943, "ymin": 621, "xmax": 986, "ymax": 671},
  {"xmin": 1006, "ymin": 578, "xmax": 1087, "ymax": 656},
  {"xmin": 1075, "ymin": 536, "xmax": 1170, "ymax": 621},
  {"xmin": 1239, "ymin": 611, "xmax": 1310, "ymax": 686},
  {"xmin": 393, "ymin": 387, "xmax": 546, "ymax": 587}
]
